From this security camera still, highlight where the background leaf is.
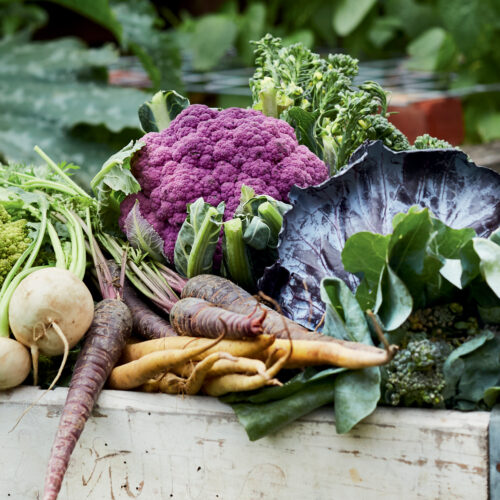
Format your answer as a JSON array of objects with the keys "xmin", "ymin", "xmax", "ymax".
[
  {"xmin": 0, "ymin": 37, "xmax": 146, "ymax": 182},
  {"xmin": 188, "ymin": 14, "xmax": 238, "ymax": 71},
  {"xmin": 332, "ymin": 0, "xmax": 376, "ymax": 37}
]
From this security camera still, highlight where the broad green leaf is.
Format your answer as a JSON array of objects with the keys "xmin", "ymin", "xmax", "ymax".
[
  {"xmin": 236, "ymin": 2, "xmax": 267, "ymax": 65},
  {"xmin": 407, "ymin": 27, "xmax": 457, "ymax": 72},
  {"xmin": 368, "ymin": 17, "xmax": 401, "ymax": 48},
  {"xmin": 188, "ymin": 15, "xmax": 238, "ymax": 72},
  {"xmin": 484, "ymin": 386, "xmax": 500, "ymax": 408},
  {"xmin": 320, "ymin": 277, "xmax": 372, "ymax": 343},
  {"xmin": 320, "ymin": 277, "xmax": 381, "ymax": 434},
  {"xmin": 332, "ymin": 0, "xmax": 376, "ymax": 37},
  {"xmin": 221, "ymin": 367, "xmax": 345, "ymax": 404},
  {"xmin": 388, "ymin": 208, "xmax": 438, "ymax": 307},
  {"xmin": 0, "ymin": 37, "xmax": 147, "ymax": 180},
  {"xmin": 455, "ymin": 336, "xmax": 500, "ymax": 404},
  {"xmin": 439, "ymin": 258, "xmax": 463, "ymax": 288},
  {"xmin": 333, "ymin": 368, "xmax": 380, "ymax": 434},
  {"xmin": 342, "ymin": 231, "xmax": 390, "ymax": 310},
  {"xmin": 437, "ymin": 0, "xmax": 496, "ymax": 55},
  {"xmin": 490, "ymin": 227, "xmax": 500, "ymax": 247},
  {"xmin": 111, "ymin": 0, "xmax": 183, "ymax": 92},
  {"xmin": 231, "ymin": 378, "xmax": 337, "ymax": 441},
  {"xmin": 429, "ymin": 218, "xmax": 476, "ymax": 291},
  {"xmin": 476, "ymin": 113, "xmax": 500, "ymax": 143},
  {"xmin": 174, "ymin": 198, "xmax": 225, "ymax": 278},
  {"xmin": 442, "ymin": 330, "xmax": 494, "ymax": 400},
  {"xmin": 473, "ymin": 237, "xmax": 500, "ymax": 298},
  {"xmin": 459, "ymin": 239, "xmax": 481, "ymax": 287},
  {"xmin": 123, "ymin": 199, "xmax": 165, "ymax": 262},
  {"xmin": 374, "ymin": 264, "xmax": 413, "ymax": 331},
  {"xmin": 138, "ymin": 90, "xmax": 190, "ymax": 133},
  {"xmin": 42, "ymin": 0, "xmax": 122, "ymax": 38}
]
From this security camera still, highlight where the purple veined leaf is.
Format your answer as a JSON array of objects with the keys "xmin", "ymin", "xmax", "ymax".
[
  {"xmin": 124, "ymin": 199, "xmax": 166, "ymax": 262},
  {"xmin": 259, "ymin": 140, "xmax": 500, "ymax": 330}
]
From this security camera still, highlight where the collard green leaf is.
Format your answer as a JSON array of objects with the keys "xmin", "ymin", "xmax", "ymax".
[
  {"xmin": 473, "ymin": 238, "xmax": 500, "ymax": 299},
  {"xmin": 333, "ymin": 368, "xmax": 381, "ymax": 434},
  {"xmin": 490, "ymin": 227, "xmax": 500, "ymax": 247},
  {"xmin": 123, "ymin": 199, "xmax": 165, "ymax": 261},
  {"xmin": 260, "ymin": 142, "xmax": 500, "ymax": 330},
  {"xmin": 174, "ymin": 198, "xmax": 225, "ymax": 278},
  {"xmin": 442, "ymin": 330, "xmax": 494, "ymax": 400},
  {"xmin": 454, "ymin": 335, "xmax": 500, "ymax": 404},
  {"xmin": 342, "ymin": 231, "xmax": 390, "ymax": 310},
  {"xmin": 374, "ymin": 264, "xmax": 413, "ymax": 331},
  {"xmin": 320, "ymin": 277, "xmax": 372, "ymax": 342},
  {"xmin": 484, "ymin": 386, "xmax": 500, "ymax": 408},
  {"xmin": 230, "ymin": 378, "xmax": 337, "ymax": 441},
  {"xmin": 138, "ymin": 90, "xmax": 190, "ymax": 133},
  {"xmin": 320, "ymin": 277, "xmax": 381, "ymax": 433}
]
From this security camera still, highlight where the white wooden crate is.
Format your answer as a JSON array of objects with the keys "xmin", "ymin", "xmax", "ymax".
[{"xmin": 0, "ymin": 386, "xmax": 490, "ymax": 499}]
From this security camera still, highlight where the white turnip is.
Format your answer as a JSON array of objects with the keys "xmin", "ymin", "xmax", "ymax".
[
  {"xmin": 0, "ymin": 337, "xmax": 31, "ymax": 390},
  {"xmin": 8, "ymin": 267, "xmax": 94, "ymax": 385}
]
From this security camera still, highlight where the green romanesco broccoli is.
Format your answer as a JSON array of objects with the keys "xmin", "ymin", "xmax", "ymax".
[{"xmin": 0, "ymin": 205, "xmax": 31, "ymax": 286}]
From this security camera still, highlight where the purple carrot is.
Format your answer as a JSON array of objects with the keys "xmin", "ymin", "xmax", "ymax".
[
  {"xmin": 42, "ymin": 214, "xmax": 133, "ymax": 500},
  {"xmin": 169, "ymin": 296, "xmax": 267, "ymax": 340}
]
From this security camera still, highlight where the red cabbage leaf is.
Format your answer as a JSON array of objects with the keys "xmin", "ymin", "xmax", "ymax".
[{"xmin": 260, "ymin": 141, "xmax": 500, "ymax": 330}]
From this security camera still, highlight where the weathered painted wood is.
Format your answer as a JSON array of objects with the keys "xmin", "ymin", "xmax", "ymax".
[{"xmin": 0, "ymin": 386, "xmax": 490, "ymax": 499}]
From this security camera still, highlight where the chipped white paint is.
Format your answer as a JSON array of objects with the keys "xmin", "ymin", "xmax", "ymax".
[{"xmin": 0, "ymin": 386, "xmax": 490, "ymax": 499}]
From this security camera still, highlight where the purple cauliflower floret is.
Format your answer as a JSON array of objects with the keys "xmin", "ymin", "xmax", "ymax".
[{"xmin": 120, "ymin": 104, "xmax": 328, "ymax": 262}]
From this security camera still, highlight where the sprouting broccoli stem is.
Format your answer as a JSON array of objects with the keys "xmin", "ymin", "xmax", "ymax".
[
  {"xmin": 223, "ymin": 218, "xmax": 255, "ymax": 291},
  {"xmin": 258, "ymin": 77, "xmax": 278, "ymax": 118}
]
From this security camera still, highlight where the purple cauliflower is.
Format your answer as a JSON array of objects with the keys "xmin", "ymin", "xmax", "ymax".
[{"xmin": 120, "ymin": 104, "xmax": 328, "ymax": 262}]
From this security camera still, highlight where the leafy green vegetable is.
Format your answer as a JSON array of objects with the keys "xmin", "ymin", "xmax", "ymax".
[
  {"xmin": 138, "ymin": 90, "xmax": 190, "ymax": 133},
  {"xmin": 90, "ymin": 140, "xmax": 144, "ymax": 233},
  {"xmin": 320, "ymin": 277, "xmax": 381, "ymax": 433},
  {"xmin": 222, "ymin": 367, "xmax": 345, "ymax": 441},
  {"xmin": 174, "ymin": 198, "xmax": 225, "ymax": 277}
]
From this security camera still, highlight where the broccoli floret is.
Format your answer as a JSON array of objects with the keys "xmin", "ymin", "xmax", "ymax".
[
  {"xmin": 0, "ymin": 205, "xmax": 31, "ymax": 286},
  {"xmin": 413, "ymin": 134, "xmax": 454, "ymax": 150},
  {"xmin": 382, "ymin": 334, "xmax": 452, "ymax": 408}
]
